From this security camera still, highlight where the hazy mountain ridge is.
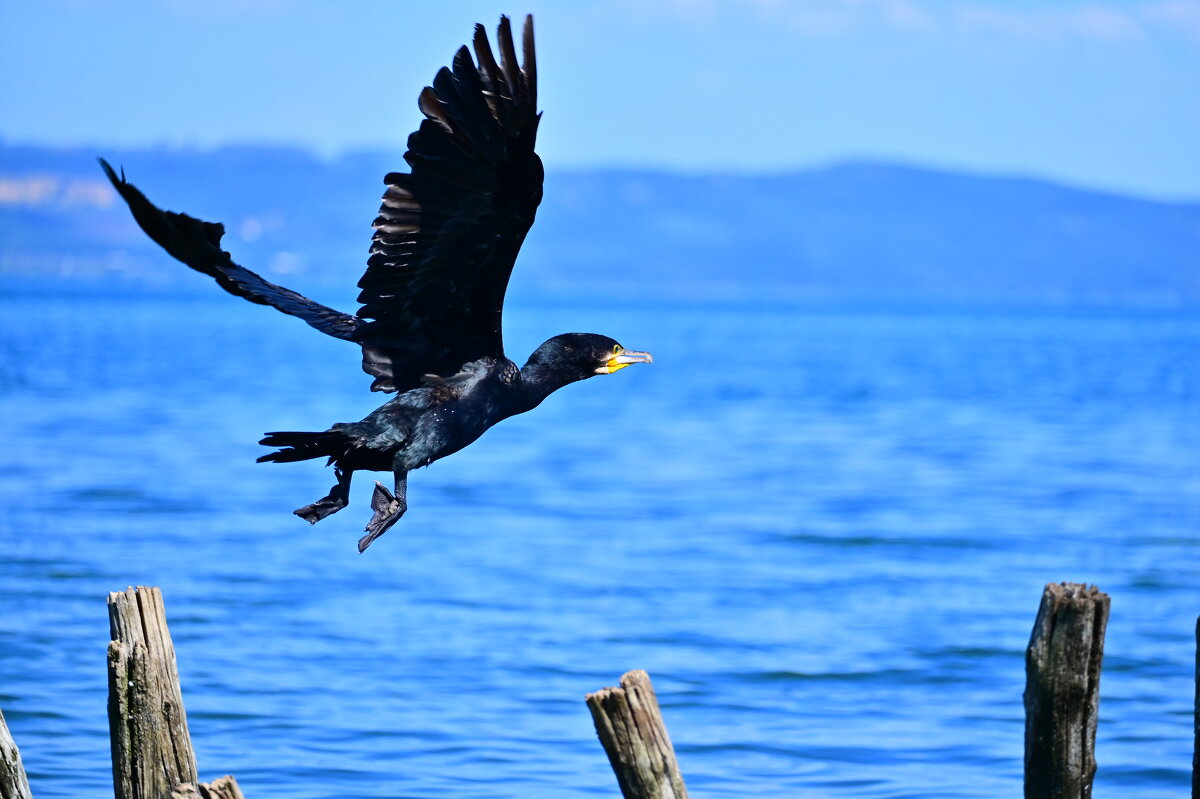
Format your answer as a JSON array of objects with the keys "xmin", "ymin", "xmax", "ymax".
[{"xmin": 2, "ymin": 144, "xmax": 1197, "ymax": 307}]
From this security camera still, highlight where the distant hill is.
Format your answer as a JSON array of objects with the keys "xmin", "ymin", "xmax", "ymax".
[{"xmin": 1, "ymin": 143, "xmax": 1197, "ymax": 307}]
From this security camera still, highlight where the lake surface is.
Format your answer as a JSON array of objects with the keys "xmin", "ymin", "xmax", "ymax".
[{"xmin": 1, "ymin": 290, "xmax": 1197, "ymax": 797}]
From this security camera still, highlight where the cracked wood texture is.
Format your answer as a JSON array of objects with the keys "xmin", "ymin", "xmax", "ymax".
[
  {"xmin": 172, "ymin": 776, "xmax": 246, "ymax": 799},
  {"xmin": 1024, "ymin": 582, "xmax": 1109, "ymax": 799},
  {"xmin": 108, "ymin": 586, "xmax": 199, "ymax": 799},
  {"xmin": 0, "ymin": 709, "xmax": 33, "ymax": 799},
  {"xmin": 586, "ymin": 670, "xmax": 688, "ymax": 799}
]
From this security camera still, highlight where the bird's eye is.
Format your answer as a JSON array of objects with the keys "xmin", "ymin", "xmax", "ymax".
[{"xmin": 612, "ymin": 345, "xmax": 621, "ymax": 355}]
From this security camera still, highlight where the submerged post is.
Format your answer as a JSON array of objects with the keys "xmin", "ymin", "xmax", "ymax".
[
  {"xmin": 586, "ymin": 670, "xmax": 689, "ymax": 799},
  {"xmin": 1023, "ymin": 582, "xmax": 1110, "ymax": 799},
  {"xmin": 0, "ymin": 709, "xmax": 34, "ymax": 799},
  {"xmin": 107, "ymin": 586, "xmax": 199, "ymax": 799}
]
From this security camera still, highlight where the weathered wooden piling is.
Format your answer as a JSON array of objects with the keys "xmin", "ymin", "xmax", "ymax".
[
  {"xmin": 107, "ymin": 586, "xmax": 245, "ymax": 799},
  {"xmin": 14, "ymin": 582, "xmax": 1200, "ymax": 794},
  {"xmin": 1023, "ymin": 582, "xmax": 1110, "ymax": 799},
  {"xmin": 0, "ymin": 709, "xmax": 33, "ymax": 799},
  {"xmin": 586, "ymin": 669, "xmax": 689, "ymax": 799},
  {"xmin": 108, "ymin": 586, "xmax": 200, "ymax": 799}
]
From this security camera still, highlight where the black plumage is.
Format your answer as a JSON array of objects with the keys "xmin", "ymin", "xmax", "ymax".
[{"xmin": 99, "ymin": 15, "xmax": 651, "ymax": 551}]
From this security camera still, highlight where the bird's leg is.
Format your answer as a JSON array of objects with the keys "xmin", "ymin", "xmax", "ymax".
[
  {"xmin": 294, "ymin": 466, "xmax": 353, "ymax": 524},
  {"xmin": 359, "ymin": 470, "xmax": 408, "ymax": 552}
]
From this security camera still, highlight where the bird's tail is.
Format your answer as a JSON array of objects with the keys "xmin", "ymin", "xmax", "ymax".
[{"xmin": 257, "ymin": 430, "xmax": 352, "ymax": 464}]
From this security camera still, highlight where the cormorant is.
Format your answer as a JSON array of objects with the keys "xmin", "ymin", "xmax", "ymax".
[{"xmin": 99, "ymin": 15, "xmax": 651, "ymax": 551}]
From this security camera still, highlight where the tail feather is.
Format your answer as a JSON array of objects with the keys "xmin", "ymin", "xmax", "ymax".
[{"xmin": 258, "ymin": 430, "xmax": 352, "ymax": 464}]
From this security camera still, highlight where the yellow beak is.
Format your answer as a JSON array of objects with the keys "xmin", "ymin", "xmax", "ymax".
[{"xmin": 596, "ymin": 348, "xmax": 653, "ymax": 374}]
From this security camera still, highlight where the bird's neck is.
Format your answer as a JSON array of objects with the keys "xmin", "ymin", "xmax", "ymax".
[{"xmin": 510, "ymin": 359, "xmax": 580, "ymax": 415}]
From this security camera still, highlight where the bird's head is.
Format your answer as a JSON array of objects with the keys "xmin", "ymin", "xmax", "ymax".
[{"xmin": 524, "ymin": 333, "xmax": 653, "ymax": 386}]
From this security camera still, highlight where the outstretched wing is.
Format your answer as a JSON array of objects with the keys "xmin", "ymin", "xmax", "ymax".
[
  {"xmin": 355, "ymin": 14, "xmax": 543, "ymax": 392},
  {"xmin": 99, "ymin": 159, "xmax": 362, "ymax": 341}
]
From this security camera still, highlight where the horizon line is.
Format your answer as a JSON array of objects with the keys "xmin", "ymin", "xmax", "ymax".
[{"xmin": 2, "ymin": 138, "xmax": 1197, "ymax": 205}]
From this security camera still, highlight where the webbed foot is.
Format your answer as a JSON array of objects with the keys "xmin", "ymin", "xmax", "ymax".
[
  {"xmin": 295, "ymin": 496, "xmax": 347, "ymax": 524},
  {"xmin": 294, "ymin": 467, "xmax": 353, "ymax": 525},
  {"xmin": 359, "ymin": 478, "xmax": 407, "ymax": 552}
]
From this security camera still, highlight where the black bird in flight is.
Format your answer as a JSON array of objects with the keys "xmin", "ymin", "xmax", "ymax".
[{"xmin": 100, "ymin": 15, "xmax": 651, "ymax": 551}]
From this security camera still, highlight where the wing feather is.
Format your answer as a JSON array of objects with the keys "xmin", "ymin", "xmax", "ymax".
[
  {"xmin": 448, "ymin": 48, "xmax": 503, "ymax": 155},
  {"xmin": 472, "ymin": 25, "xmax": 506, "ymax": 124},
  {"xmin": 99, "ymin": 158, "xmax": 361, "ymax": 341},
  {"xmin": 496, "ymin": 16, "xmax": 522, "ymax": 111},
  {"xmin": 355, "ymin": 15, "xmax": 543, "ymax": 393},
  {"xmin": 521, "ymin": 15, "xmax": 537, "ymax": 112}
]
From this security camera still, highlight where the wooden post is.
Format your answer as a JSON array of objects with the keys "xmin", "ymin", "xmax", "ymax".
[
  {"xmin": 0, "ymin": 709, "xmax": 34, "ymax": 799},
  {"xmin": 1024, "ymin": 582, "xmax": 1110, "ymax": 799},
  {"xmin": 586, "ymin": 670, "xmax": 688, "ymax": 799},
  {"xmin": 172, "ymin": 776, "xmax": 246, "ymax": 799},
  {"xmin": 107, "ymin": 586, "xmax": 200, "ymax": 799}
]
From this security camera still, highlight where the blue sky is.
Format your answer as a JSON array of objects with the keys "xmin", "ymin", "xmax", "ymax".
[{"xmin": 2, "ymin": 0, "xmax": 1198, "ymax": 199}]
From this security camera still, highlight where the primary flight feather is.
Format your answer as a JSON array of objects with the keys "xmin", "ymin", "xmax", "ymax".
[{"xmin": 100, "ymin": 15, "xmax": 651, "ymax": 551}]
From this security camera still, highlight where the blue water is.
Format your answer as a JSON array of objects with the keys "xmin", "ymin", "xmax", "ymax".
[{"xmin": 1, "ymin": 291, "xmax": 1197, "ymax": 797}]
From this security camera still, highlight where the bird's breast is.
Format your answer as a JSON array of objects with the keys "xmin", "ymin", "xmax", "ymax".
[{"xmin": 394, "ymin": 380, "xmax": 510, "ymax": 470}]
